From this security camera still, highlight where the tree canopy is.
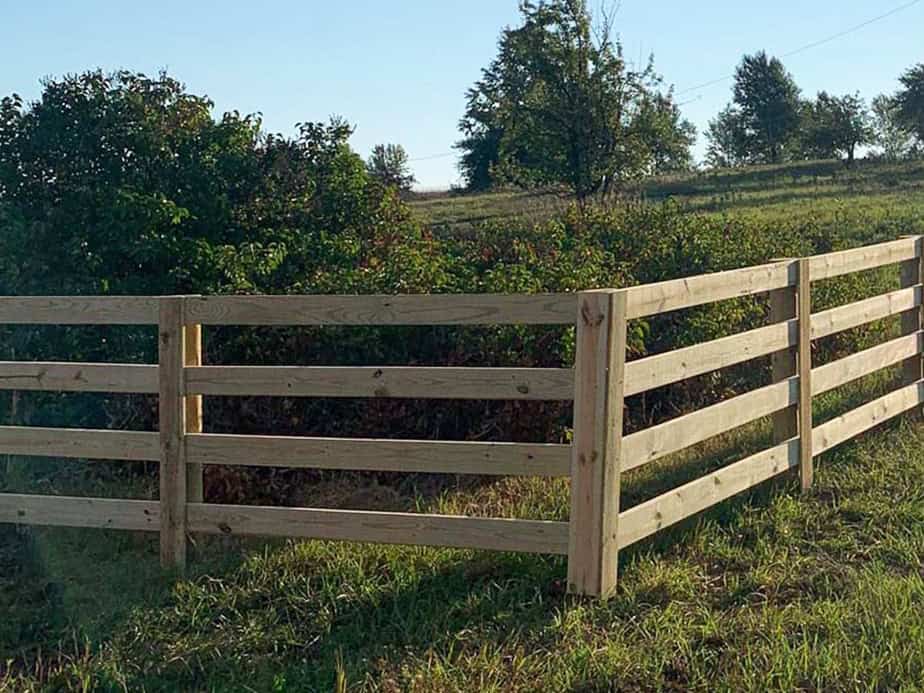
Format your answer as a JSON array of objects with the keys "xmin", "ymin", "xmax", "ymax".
[
  {"xmin": 456, "ymin": 0, "xmax": 694, "ymax": 198},
  {"xmin": 367, "ymin": 144, "xmax": 416, "ymax": 192}
]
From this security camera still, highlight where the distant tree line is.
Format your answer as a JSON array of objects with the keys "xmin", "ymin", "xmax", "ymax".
[{"xmin": 706, "ymin": 52, "xmax": 924, "ymax": 168}]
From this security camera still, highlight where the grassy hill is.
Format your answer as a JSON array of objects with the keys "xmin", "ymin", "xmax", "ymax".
[{"xmin": 4, "ymin": 158, "xmax": 924, "ymax": 691}]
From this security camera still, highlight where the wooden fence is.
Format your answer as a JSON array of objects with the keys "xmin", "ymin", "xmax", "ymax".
[{"xmin": 0, "ymin": 236, "xmax": 921, "ymax": 598}]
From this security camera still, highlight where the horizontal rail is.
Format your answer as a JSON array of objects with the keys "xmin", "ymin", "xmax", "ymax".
[
  {"xmin": 812, "ymin": 380, "xmax": 923, "ymax": 455},
  {"xmin": 185, "ymin": 294, "xmax": 578, "ymax": 326},
  {"xmin": 0, "ymin": 297, "xmax": 159, "ymax": 324},
  {"xmin": 623, "ymin": 377, "xmax": 798, "ymax": 472},
  {"xmin": 0, "ymin": 362, "xmax": 158, "ymax": 393},
  {"xmin": 808, "ymin": 237, "xmax": 919, "ymax": 281},
  {"xmin": 813, "ymin": 332, "xmax": 922, "ymax": 395},
  {"xmin": 619, "ymin": 438, "xmax": 800, "ymax": 548},
  {"xmin": 0, "ymin": 426, "xmax": 159, "ymax": 461},
  {"xmin": 187, "ymin": 434, "xmax": 571, "ymax": 477},
  {"xmin": 185, "ymin": 366, "xmax": 574, "ymax": 400},
  {"xmin": 0, "ymin": 494, "xmax": 159, "ymax": 531},
  {"xmin": 624, "ymin": 261, "xmax": 795, "ymax": 319},
  {"xmin": 187, "ymin": 503, "xmax": 569, "ymax": 554},
  {"xmin": 811, "ymin": 286, "xmax": 921, "ymax": 340},
  {"xmin": 624, "ymin": 319, "xmax": 797, "ymax": 396}
]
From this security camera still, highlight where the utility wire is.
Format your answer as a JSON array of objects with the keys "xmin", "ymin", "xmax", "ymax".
[{"xmin": 675, "ymin": 0, "xmax": 922, "ymax": 97}]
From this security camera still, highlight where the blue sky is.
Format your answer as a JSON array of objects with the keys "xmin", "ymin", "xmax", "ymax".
[{"xmin": 2, "ymin": 1, "xmax": 921, "ymax": 188}]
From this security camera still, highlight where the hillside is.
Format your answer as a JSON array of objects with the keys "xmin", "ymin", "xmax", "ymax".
[
  {"xmin": 4, "ymin": 158, "xmax": 924, "ymax": 691},
  {"xmin": 411, "ymin": 158, "xmax": 924, "ymax": 234}
]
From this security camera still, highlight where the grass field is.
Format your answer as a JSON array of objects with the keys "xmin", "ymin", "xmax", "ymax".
[{"xmin": 4, "ymin": 158, "xmax": 924, "ymax": 691}]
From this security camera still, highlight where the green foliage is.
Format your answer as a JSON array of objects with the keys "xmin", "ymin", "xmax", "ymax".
[
  {"xmin": 801, "ymin": 92, "xmax": 873, "ymax": 166},
  {"xmin": 872, "ymin": 94, "xmax": 922, "ymax": 161},
  {"xmin": 456, "ymin": 0, "xmax": 694, "ymax": 198},
  {"xmin": 366, "ymin": 143, "xmax": 416, "ymax": 193},
  {"xmin": 707, "ymin": 52, "xmax": 802, "ymax": 166},
  {"xmin": 895, "ymin": 62, "xmax": 924, "ymax": 142}
]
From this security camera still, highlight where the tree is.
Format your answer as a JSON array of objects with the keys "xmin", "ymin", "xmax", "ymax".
[
  {"xmin": 705, "ymin": 105, "xmax": 749, "ymax": 168},
  {"xmin": 709, "ymin": 52, "xmax": 801, "ymax": 165},
  {"xmin": 456, "ymin": 0, "xmax": 694, "ymax": 199},
  {"xmin": 894, "ymin": 63, "xmax": 924, "ymax": 143},
  {"xmin": 366, "ymin": 143, "xmax": 416, "ymax": 192},
  {"xmin": 802, "ymin": 92, "xmax": 873, "ymax": 166},
  {"xmin": 872, "ymin": 94, "xmax": 921, "ymax": 160}
]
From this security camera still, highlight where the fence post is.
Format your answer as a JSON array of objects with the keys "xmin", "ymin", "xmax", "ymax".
[
  {"xmin": 769, "ymin": 259, "xmax": 798, "ymax": 444},
  {"xmin": 159, "ymin": 297, "xmax": 188, "ymax": 570},
  {"xmin": 185, "ymin": 322, "xmax": 204, "ymax": 502},
  {"xmin": 567, "ymin": 289, "xmax": 627, "ymax": 598},
  {"xmin": 797, "ymin": 258, "xmax": 813, "ymax": 492},
  {"xmin": 900, "ymin": 236, "xmax": 923, "ymax": 389}
]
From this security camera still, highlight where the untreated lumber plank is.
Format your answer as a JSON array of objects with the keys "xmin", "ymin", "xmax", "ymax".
[
  {"xmin": 0, "ymin": 426, "xmax": 159, "ymax": 461},
  {"xmin": 808, "ymin": 237, "xmax": 918, "ymax": 281},
  {"xmin": 618, "ymin": 438, "xmax": 800, "ymax": 548},
  {"xmin": 158, "ymin": 298, "xmax": 187, "ymax": 570},
  {"xmin": 769, "ymin": 274, "xmax": 799, "ymax": 443},
  {"xmin": 810, "ymin": 287, "xmax": 920, "ymax": 340},
  {"xmin": 624, "ymin": 261, "xmax": 796, "ymax": 319},
  {"xmin": 567, "ymin": 289, "xmax": 626, "ymax": 597},
  {"xmin": 185, "ymin": 294, "xmax": 578, "ymax": 326},
  {"xmin": 0, "ymin": 297, "xmax": 158, "ymax": 324},
  {"xmin": 812, "ymin": 332, "xmax": 922, "ymax": 395},
  {"xmin": 185, "ymin": 323, "xmax": 204, "ymax": 503},
  {"xmin": 899, "ymin": 237, "xmax": 923, "ymax": 388},
  {"xmin": 0, "ymin": 362, "xmax": 157, "ymax": 393},
  {"xmin": 0, "ymin": 493, "xmax": 159, "ymax": 531},
  {"xmin": 623, "ymin": 319, "xmax": 797, "ymax": 396},
  {"xmin": 797, "ymin": 258, "xmax": 813, "ymax": 491},
  {"xmin": 622, "ymin": 378, "xmax": 799, "ymax": 472},
  {"xmin": 187, "ymin": 503, "xmax": 569, "ymax": 554},
  {"xmin": 812, "ymin": 381, "xmax": 923, "ymax": 456},
  {"xmin": 187, "ymin": 434, "xmax": 571, "ymax": 477},
  {"xmin": 185, "ymin": 366, "xmax": 574, "ymax": 400}
]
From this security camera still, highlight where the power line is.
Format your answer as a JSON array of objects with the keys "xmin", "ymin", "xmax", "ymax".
[
  {"xmin": 675, "ymin": 0, "xmax": 922, "ymax": 97},
  {"xmin": 408, "ymin": 151, "xmax": 456, "ymax": 162}
]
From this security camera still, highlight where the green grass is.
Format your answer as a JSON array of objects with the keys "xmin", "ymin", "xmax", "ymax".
[
  {"xmin": 4, "ymin": 371, "xmax": 924, "ymax": 691},
  {"xmin": 5, "ymin": 158, "xmax": 924, "ymax": 690}
]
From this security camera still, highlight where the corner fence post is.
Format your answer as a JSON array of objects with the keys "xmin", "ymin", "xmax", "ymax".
[
  {"xmin": 159, "ymin": 296, "xmax": 188, "ymax": 570},
  {"xmin": 900, "ymin": 236, "xmax": 924, "ymax": 391},
  {"xmin": 567, "ymin": 289, "xmax": 627, "ymax": 598},
  {"xmin": 769, "ymin": 259, "xmax": 798, "ymax": 444},
  {"xmin": 185, "ymin": 320, "xmax": 204, "ymax": 502},
  {"xmin": 797, "ymin": 258, "xmax": 814, "ymax": 492}
]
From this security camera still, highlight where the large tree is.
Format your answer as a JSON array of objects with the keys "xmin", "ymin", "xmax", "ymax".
[
  {"xmin": 872, "ymin": 94, "xmax": 921, "ymax": 160},
  {"xmin": 456, "ymin": 0, "xmax": 694, "ymax": 198},
  {"xmin": 802, "ymin": 92, "xmax": 873, "ymax": 166},
  {"xmin": 894, "ymin": 63, "xmax": 924, "ymax": 143},
  {"xmin": 707, "ymin": 52, "xmax": 801, "ymax": 165}
]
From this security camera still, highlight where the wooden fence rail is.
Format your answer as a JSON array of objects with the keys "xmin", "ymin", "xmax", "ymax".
[{"xmin": 1, "ymin": 236, "xmax": 922, "ymax": 598}]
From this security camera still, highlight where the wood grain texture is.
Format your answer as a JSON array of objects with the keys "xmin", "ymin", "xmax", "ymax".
[
  {"xmin": 812, "ymin": 381, "xmax": 923, "ymax": 456},
  {"xmin": 0, "ymin": 297, "xmax": 158, "ymax": 324},
  {"xmin": 187, "ymin": 503, "xmax": 569, "ymax": 554},
  {"xmin": 158, "ymin": 298, "xmax": 187, "ymax": 570},
  {"xmin": 0, "ymin": 493, "xmax": 159, "ymax": 531},
  {"xmin": 810, "ymin": 287, "xmax": 921, "ymax": 340},
  {"xmin": 769, "ymin": 282, "xmax": 799, "ymax": 443},
  {"xmin": 812, "ymin": 332, "xmax": 922, "ymax": 395},
  {"xmin": 624, "ymin": 261, "xmax": 796, "ymax": 319},
  {"xmin": 185, "ymin": 294, "xmax": 578, "ymax": 326},
  {"xmin": 0, "ymin": 426, "xmax": 159, "ymax": 461},
  {"xmin": 619, "ymin": 438, "xmax": 799, "ymax": 548},
  {"xmin": 567, "ymin": 290, "xmax": 626, "ymax": 597},
  {"xmin": 187, "ymin": 433, "xmax": 571, "ymax": 477},
  {"xmin": 622, "ymin": 377, "xmax": 798, "ymax": 472},
  {"xmin": 185, "ymin": 366, "xmax": 574, "ymax": 401},
  {"xmin": 798, "ymin": 259, "xmax": 813, "ymax": 491},
  {"xmin": 808, "ymin": 237, "xmax": 918, "ymax": 280},
  {"xmin": 623, "ymin": 319, "xmax": 797, "ymax": 396},
  {"xmin": 899, "ymin": 240, "xmax": 923, "ymax": 387},
  {"xmin": 0, "ymin": 362, "xmax": 157, "ymax": 393},
  {"xmin": 185, "ymin": 324, "xmax": 204, "ymax": 503}
]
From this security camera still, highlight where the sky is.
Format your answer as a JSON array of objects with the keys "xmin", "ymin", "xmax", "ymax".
[{"xmin": 1, "ymin": 1, "xmax": 922, "ymax": 189}]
